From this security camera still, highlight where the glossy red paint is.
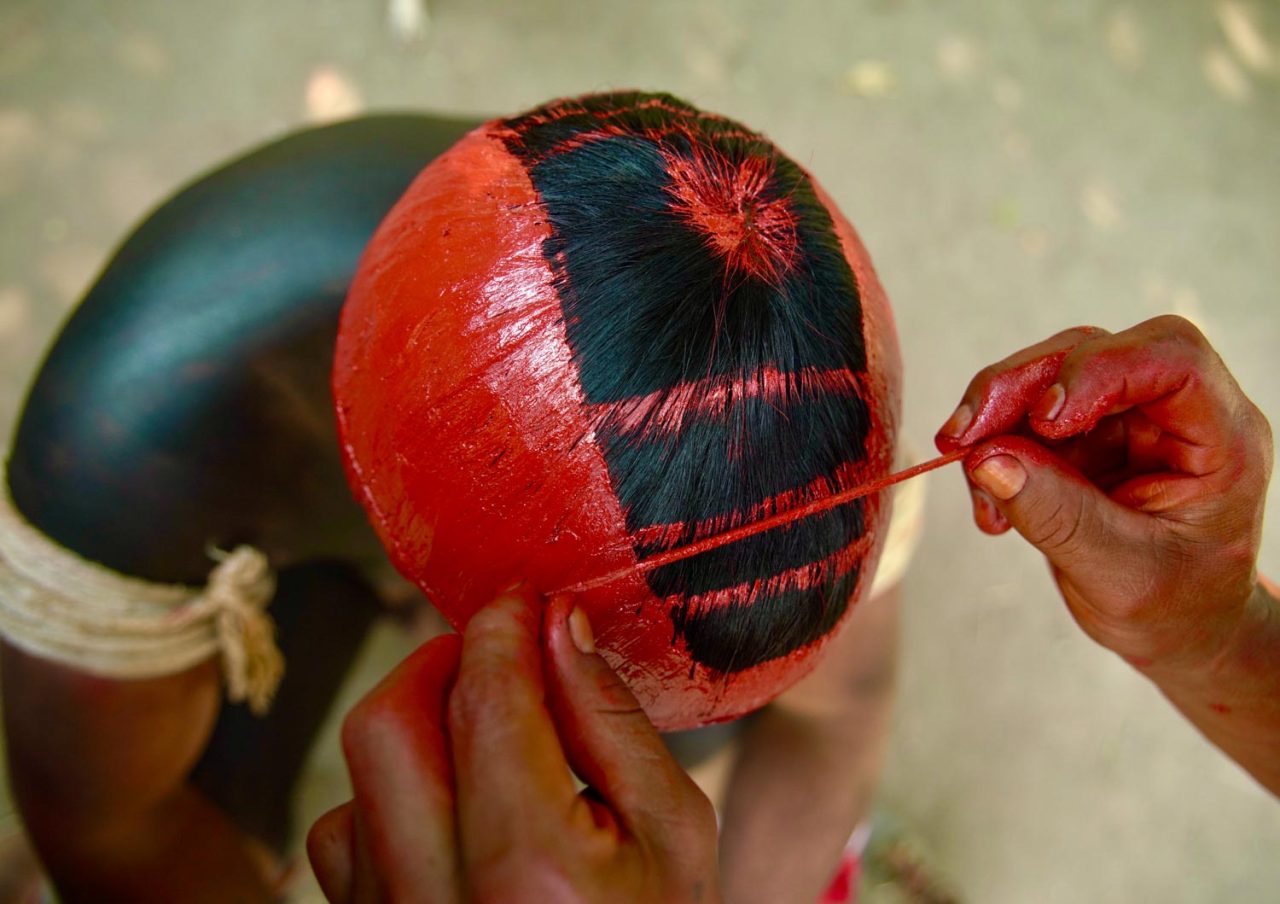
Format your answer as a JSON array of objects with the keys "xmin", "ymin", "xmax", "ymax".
[
  {"xmin": 935, "ymin": 350, "xmax": 1071, "ymax": 454},
  {"xmin": 334, "ymin": 122, "xmax": 901, "ymax": 730}
]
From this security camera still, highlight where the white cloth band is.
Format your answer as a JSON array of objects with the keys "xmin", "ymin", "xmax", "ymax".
[
  {"xmin": 0, "ymin": 473, "xmax": 284, "ymax": 715},
  {"xmin": 869, "ymin": 444, "xmax": 928, "ymax": 597}
]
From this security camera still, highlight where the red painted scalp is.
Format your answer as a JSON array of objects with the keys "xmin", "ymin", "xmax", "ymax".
[{"xmin": 334, "ymin": 93, "xmax": 902, "ymax": 729}]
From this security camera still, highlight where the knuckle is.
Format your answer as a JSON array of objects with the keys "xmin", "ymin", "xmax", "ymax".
[
  {"xmin": 682, "ymin": 785, "xmax": 719, "ymax": 839},
  {"xmin": 340, "ymin": 694, "xmax": 390, "ymax": 760},
  {"xmin": 1150, "ymin": 313, "xmax": 1202, "ymax": 342},
  {"xmin": 447, "ymin": 661, "xmax": 527, "ymax": 727},
  {"xmin": 586, "ymin": 666, "xmax": 645, "ymax": 717},
  {"xmin": 1026, "ymin": 499, "xmax": 1087, "ymax": 555},
  {"xmin": 972, "ymin": 363, "xmax": 1002, "ymax": 388},
  {"xmin": 465, "ymin": 605, "xmax": 518, "ymax": 640},
  {"xmin": 966, "ymin": 363, "xmax": 1003, "ymax": 401},
  {"xmin": 1059, "ymin": 324, "xmax": 1105, "ymax": 342}
]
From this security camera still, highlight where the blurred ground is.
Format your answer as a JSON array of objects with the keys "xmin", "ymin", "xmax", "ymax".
[{"xmin": 1, "ymin": 1, "xmax": 1278, "ymax": 902}]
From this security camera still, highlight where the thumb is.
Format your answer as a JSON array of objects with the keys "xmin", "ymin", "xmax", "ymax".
[
  {"xmin": 966, "ymin": 437, "xmax": 1151, "ymax": 579},
  {"xmin": 541, "ymin": 594, "xmax": 713, "ymax": 844}
]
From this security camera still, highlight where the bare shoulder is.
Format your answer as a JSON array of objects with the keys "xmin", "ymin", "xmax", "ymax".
[{"xmin": 6, "ymin": 115, "xmax": 478, "ymax": 583}]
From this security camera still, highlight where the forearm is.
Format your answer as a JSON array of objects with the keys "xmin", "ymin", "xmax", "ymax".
[
  {"xmin": 1146, "ymin": 578, "xmax": 1280, "ymax": 796},
  {"xmin": 2, "ymin": 649, "xmax": 276, "ymax": 902},
  {"xmin": 718, "ymin": 681, "xmax": 894, "ymax": 904},
  {"xmin": 28, "ymin": 783, "xmax": 277, "ymax": 904}
]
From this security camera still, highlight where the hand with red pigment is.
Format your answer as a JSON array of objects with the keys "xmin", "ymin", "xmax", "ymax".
[
  {"xmin": 306, "ymin": 586, "xmax": 721, "ymax": 903},
  {"xmin": 937, "ymin": 315, "xmax": 1280, "ymax": 794}
]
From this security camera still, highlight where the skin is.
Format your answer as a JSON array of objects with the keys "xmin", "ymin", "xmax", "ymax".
[
  {"xmin": 1, "ymin": 114, "xmax": 896, "ymax": 900},
  {"xmin": 309, "ymin": 312, "xmax": 1278, "ymax": 901},
  {"xmin": 937, "ymin": 315, "xmax": 1279, "ymax": 795},
  {"xmin": 717, "ymin": 584, "xmax": 898, "ymax": 904},
  {"xmin": 307, "ymin": 587, "xmax": 722, "ymax": 904}
]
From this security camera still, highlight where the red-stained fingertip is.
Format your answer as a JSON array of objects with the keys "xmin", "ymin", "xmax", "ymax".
[
  {"xmin": 936, "ymin": 403, "xmax": 974, "ymax": 450},
  {"xmin": 542, "ymin": 592, "xmax": 575, "ymax": 653},
  {"xmin": 1031, "ymin": 383, "xmax": 1067, "ymax": 423}
]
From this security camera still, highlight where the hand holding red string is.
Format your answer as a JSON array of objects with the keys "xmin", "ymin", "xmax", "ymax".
[
  {"xmin": 306, "ymin": 586, "xmax": 721, "ymax": 904},
  {"xmin": 936, "ymin": 315, "xmax": 1273, "ymax": 672}
]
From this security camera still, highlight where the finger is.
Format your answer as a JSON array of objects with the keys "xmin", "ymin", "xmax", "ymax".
[
  {"xmin": 448, "ymin": 586, "xmax": 577, "ymax": 864},
  {"xmin": 970, "ymin": 485, "xmax": 1011, "ymax": 534},
  {"xmin": 307, "ymin": 803, "xmax": 356, "ymax": 904},
  {"xmin": 1050, "ymin": 411, "xmax": 1130, "ymax": 479},
  {"xmin": 965, "ymin": 436, "xmax": 1156, "ymax": 582},
  {"xmin": 340, "ymin": 633, "xmax": 464, "ymax": 902},
  {"xmin": 936, "ymin": 326, "xmax": 1106, "ymax": 451},
  {"xmin": 542, "ymin": 594, "xmax": 717, "ymax": 848},
  {"xmin": 1024, "ymin": 316, "xmax": 1251, "ymax": 476}
]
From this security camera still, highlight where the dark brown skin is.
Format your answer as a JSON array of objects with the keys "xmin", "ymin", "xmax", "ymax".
[
  {"xmin": 1, "ymin": 114, "xmax": 892, "ymax": 901},
  {"xmin": 0, "ymin": 650, "xmax": 278, "ymax": 902},
  {"xmin": 308, "ymin": 587, "xmax": 722, "ymax": 904},
  {"xmin": 2, "ymin": 116, "xmax": 479, "ymax": 902},
  {"xmin": 938, "ymin": 315, "xmax": 1280, "ymax": 795}
]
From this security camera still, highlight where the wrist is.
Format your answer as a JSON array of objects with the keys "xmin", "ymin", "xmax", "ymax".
[{"xmin": 1142, "ymin": 579, "xmax": 1279, "ymax": 701}]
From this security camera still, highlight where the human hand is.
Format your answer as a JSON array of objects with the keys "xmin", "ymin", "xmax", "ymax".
[
  {"xmin": 306, "ymin": 586, "xmax": 721, "ymax": 904},
  {"xmin": 936, "ymin": 315, "xmax": 1273, "ymax": 672}
]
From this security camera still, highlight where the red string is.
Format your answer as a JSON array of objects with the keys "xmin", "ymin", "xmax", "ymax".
[{"xmin": 561, "ymin": 447, "xmax": 970, "ymax": 593}]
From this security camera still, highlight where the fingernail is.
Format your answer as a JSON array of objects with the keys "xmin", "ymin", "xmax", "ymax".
[
  {"xmin": 1033, "ymin": 383, "xmax": 1066, "ymax": 422},
  {"xmin": 567, "ymin": 607, "xmax": 595, "ymax": 655},
  {"xmin": 939, "ymin": 403, "xmax": 973, "ymax": 439},
  {"xmin": 971, "ymin": 455, "xmax": 1027, "ymax": 501}
]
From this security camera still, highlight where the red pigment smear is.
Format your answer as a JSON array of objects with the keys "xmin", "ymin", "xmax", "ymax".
[
  {"xmin": 663, "ymin": 148, "xmax": 800, "ymax": 284},
  {"xmin": 560, "ymin": 448, "xmax": 967, "ymax": 593},
  {"xmin": 1208, "ymin": 702, "xmax": 1232, "ymax": 715},
  {"xmin": 586, "ymin": 365, "xmax": 861, "ymax": 438},
  {"xmin": 668, "ymin": 530, "xmax": 874, "ymax": 615},
  {"xmin": 634, "ymin": 458, "xmax": 870, "ymax": 551}
]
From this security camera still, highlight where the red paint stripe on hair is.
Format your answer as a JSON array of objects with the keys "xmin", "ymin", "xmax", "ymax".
[
  {"xmin": 664, "ymin": 530, "xmax": 874, "ymax": 615},
  {"xmin": 561, "ymin": 449, "xmax": 966, "ymax": 593},
  {"xmin": 586, "ymin": 365, "xmax": 863, "ymax": 439}
]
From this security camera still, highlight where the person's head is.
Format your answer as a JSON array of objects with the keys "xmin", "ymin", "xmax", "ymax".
[{"xmin": 335, "ymin": 91, "xmax": 900, "ymax": 729}]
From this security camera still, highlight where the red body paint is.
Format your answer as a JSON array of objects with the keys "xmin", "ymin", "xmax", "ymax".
[
  {"xmin": 935, "ymin": 351, "xmax": 1070, "ymax": 454},
  {"xmin": 334, "ymin": 122, "xmax": 901, "ymax": 730}
]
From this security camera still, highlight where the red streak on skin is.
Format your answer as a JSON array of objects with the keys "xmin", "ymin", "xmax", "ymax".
[
  {"xmin": 663, "ymin": 148, "xmax": 800, "ymax": 284},
  {"xmin": 586, "ymin": 366, "xmax": 862, "ymax": 438},
  {"xmin": 562, "ymin": 450, "xmax": 965, "ymax": 594},
  {"xmin": 1209, "ymin": 703, "xmax": 1232, "ymax": 715}
]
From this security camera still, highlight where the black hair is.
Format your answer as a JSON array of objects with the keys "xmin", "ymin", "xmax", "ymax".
[{"xmin": 500, "ymin": 92, "xmax": 875, "ymax": 674}]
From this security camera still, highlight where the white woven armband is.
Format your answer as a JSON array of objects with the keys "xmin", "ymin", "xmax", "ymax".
[{"xmin": 0, "ymin": 476, "xmax": 284, "ymax": 715}]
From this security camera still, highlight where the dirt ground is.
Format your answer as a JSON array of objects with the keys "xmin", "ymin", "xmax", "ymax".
[{"xmin": 1, "ymin": 2, "xmax": 1277, "ymax": 902}]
